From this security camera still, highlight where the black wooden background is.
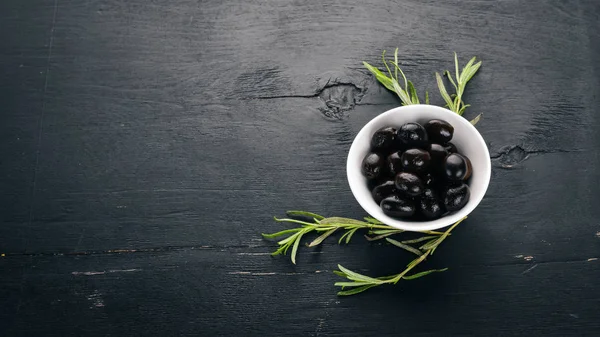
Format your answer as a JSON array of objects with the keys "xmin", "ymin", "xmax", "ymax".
[{"xmin": 1, "ymin": 0, "xmax": 599, "ymax": 336}]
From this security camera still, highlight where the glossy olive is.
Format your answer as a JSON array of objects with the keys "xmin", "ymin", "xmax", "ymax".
[
  {"xmin": 424, "ymin": 119, "xmax": 454, "ymax": 143},
  {"xmin": 397, "ymin": 123, "xmax": 428, "ymax": 147},
  {"xmin": 371, "ymin": 127, "xmax": 397, "ymax": 150},
  {"xmin": 395, "ymin": 172, "xmax": 424, "ymax": 196},
  {"xmin": 421, "ymin": 187, "xmax": 438, "ymax": 200},
  {"xmin": 380, "ymin": 195, "xmax": 415, "ymax": 218},
  {"xmin": 443, "ymin": 153, "xmax": 473, "ymax": 181},
  {"xmin": 371, "ymin": 180, "xmax": 397, "ymax": 204},
  {"xmin": 444, "ymin": 142, "xmax": 458, "ymax": 153},
  {"xmin": 427, "ymin": 143, "xmax": 448, "ymax": 167},
  {"xmin": 361, "ymin": 152, "xmax": 384, "ymax": 179},
  {"xmin": 443, "ymin": 183, "xmax": 470, "ymax": 212},
  {"xmin": 419, "ymin": 197, "xmax": 445, "ymax": 220},
  {"xmin": 401, "ymin": 148, "xmax": 431, "ymax": 172},
  {"xmin": 387, "ymin": 151, "xmax": 403, "ymax": 175}
]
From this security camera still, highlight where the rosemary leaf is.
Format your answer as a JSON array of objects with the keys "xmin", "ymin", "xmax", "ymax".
[
  {"xmin": 286, "ymin": 210, "xmax": 325, "ymax": 220},
  {"xmin": 307, "ymin": 228, "xmax": 337, "ymax": 247},
  {"xmin": 273, "ymin": 217, "xmax": 316, "ymax": 227},
  {"xmin": 364, "ymin": 217, "xmax": 383, "ymax": 224},
  {"xmin": 345, "ymin": 227, "xmax": 359, "ymax": 244},
  {"xmin": 338, "ymin": 231, "xmax": 350, "ymax": 244},
  {"xmin": 369, "ymin": 229, "xmax": 404, "ymax": 235},
  {"xmin": 436, "ymin": 72, "xmax": 454, "ymax": 110},
  {"xmin": 454, "ymin": 52, "xmax": 460, "ymax": 82},
  {"xmin": 337, "ymin": 264, "xmax": 384, "ymax": 284},
  {"xmin": 261, "ymin": 228, "xmax": 301, "ymax": 239},
  {"xmin": 334, "ymin": 281, "xmax": 374, "ymax": 288},
  {"xmin": 277, "ymin": 231, "xmax": 303, "ymax": 246},
  {"xmin": 400, "ymin": 236, "xmax": 438, "ymax": 244},
  {"xmin": 391, "ymin": 78, "xmax": 413, "ymax": 105},
  {"xmin": 461, "ymin": 59, "xmax": 481, "ymax": 84},
  {"xmin": 363, "ymin": 61, "xmax": 395, "ymax": 92},
  {"xmin": 365, "ymin": 232, "xmax": 397, "ymax": 241},
  {"xmin": 445, "ymin": 70, "xmax": 458, "ymax": 90},
  {"xmin": 407, "ymin": 80, "xmax": 420, "ymax": 104},
  {"xmin": 402, "ymin": 268, "xmax": 448, "ymax": 280},
  {"xmin": 386, "ymin": 238, "xmax": 423, "ymax": 256},
  {"xmin": 470, "ymin": 113, "xmax": 482, "ymax": 125},
  {"xmin": 337, "ymin": 284, "xmax": 377, "ymax": 296},
  {"xmin": 320, "ymin": 217, "xmax": 367, "ymax": 226},
  {"xmin": 290, "ymin": 231, "xmax": 304, "ymax": 265},
  {"xmin": 382, "ymin": 50, "xmax": 393, "ymax": 79}
]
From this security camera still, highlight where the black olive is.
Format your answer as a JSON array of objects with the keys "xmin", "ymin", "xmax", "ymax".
[
  {"xmin": 427, "ymin": 143, "xmax": 448, "ymax": 167},
  {"xmin": 443, "ymin": 153, "xmax": 473, "ymax": 181},
  {"xmin": 397, "ymin": 123, "xmax": 428, "ymax": 147},
  {"xmin": 421, "ymin": 187, "xmax": 438, "ymax": 200},
  {"xmin": 387, "ymin": 151, "xmax": 403, "ymax": 175},
  {"xmin": 371, "ymin": 127, "xmax": 397, "ymax": 151},
  {"xmin": 361, "ymin": 152, "xmax": 384, "ymax": 179},
  {"xmin": 444, "ymin": 142, "xmax": 458, "ymax": 153},
  {"xmin": 442, "ymin": 183, "xmax": 470, "ymax": 212},
  {"xmin": 401, "ymin": 148, "xmax": 431, "ymax": 172},
  {"xmin": 419, "ymin": 187, "xmax": 447, "ymax": 220},
  {"xmin": 419, "ymin": 197, "xmax": 445, "ymax": 220},
  {"xmin": 395, "ymin": 172, "xmax": 424, "ymax": 196},
  {"xmin": 420, "ymin": 172, "xmax": 437, "ymax": 186},
  {"xmin": 380, "ymin": 195, "xmax": 415, "ymax": 218},
  {"xmin": 371, "ymin": 180, "xmax": 397, "ymax": 204},
  {"xmin": 424, "ymin": 119, "xmax": 454, "ymax": 144}
]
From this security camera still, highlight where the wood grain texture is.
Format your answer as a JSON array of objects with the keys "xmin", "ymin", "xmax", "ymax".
[
  {"xmin": 1, "ymin": 0, "xmax": 600, "ymax": 336},
  {"xmin": 0, "ymin": 250, "xmax": 599, "ymax": 336}
]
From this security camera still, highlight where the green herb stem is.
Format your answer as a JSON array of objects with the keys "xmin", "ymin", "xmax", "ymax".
[
  {"xmin": 363, "ymin": 50, "xmax": 482, "ymax": 125},
  {"xmin": 334, "ymin": 217, "xmax": 466, "ymax": 296},
  {"xmin": 262, "ymin": 212, "xmax": 453, "ymax": 266},
  {"xmin": 261, "ymin": 50, "xmax": 483, "ymax": 296}
]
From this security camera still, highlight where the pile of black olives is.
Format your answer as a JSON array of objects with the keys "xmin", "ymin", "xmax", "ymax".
[{"xmin": 361, "ymin": 119, "xmax": 472, "ymax": 221}]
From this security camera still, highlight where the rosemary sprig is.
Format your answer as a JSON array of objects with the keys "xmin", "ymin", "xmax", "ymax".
[
  {"xmin": 363, "ymin": 48, "xmax": 428, "ymax": 106},
  {"xmin": 334, "ymin": 217, "xmax": 465, "ymax": 296},
  {"xmin": 262, "ymin": 50, "xmax": 483, "ymax": 296},
  {"xmin": 262, "ymin": 211, "xmax": 446, "ymax": 265},
  {"xmin": 363, "ymin": 50, "xmax": 482, "ymax": 125},
  {"xmin": 435, "ymin": 53, "xmax": 482, "ymax": 124},
  {"xmin": 263, "ymin": 212, "xmax": 464, "ymax": 296}
]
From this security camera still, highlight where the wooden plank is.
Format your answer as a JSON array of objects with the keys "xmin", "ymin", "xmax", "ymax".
[
  {"xmin": 0, "ymin": 250, "xmax": 599, "ymax": 336},
  {"xmin": 0, "ymin": 0, "xmax": 598, "ymax": 269},
  {"xmin": 2, "ymin": 123, "xmax": 599, "ymax": 266},
  {"xmin": 1, "ymin": 0, "xmax": 600, "ymax": 336},
  {"xmin": 0, "ymin": 0, "xmax": 57, "ymax": 223}
]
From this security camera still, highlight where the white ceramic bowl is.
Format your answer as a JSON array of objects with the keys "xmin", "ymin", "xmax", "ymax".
[{"xmin": 347, "ymin": 105, "xmax": 491, "ymax": 231}]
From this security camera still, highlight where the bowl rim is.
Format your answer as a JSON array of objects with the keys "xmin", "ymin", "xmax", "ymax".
[{"xmin": 346, "ymin": 104, "xmax": 491, "ymax": 231}]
